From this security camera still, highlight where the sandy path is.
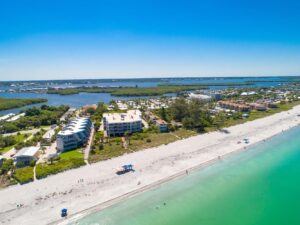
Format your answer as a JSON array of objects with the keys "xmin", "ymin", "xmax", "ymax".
[{"xmin": 1, "ymin": 106, "xmax": 300, "ymax": 225}]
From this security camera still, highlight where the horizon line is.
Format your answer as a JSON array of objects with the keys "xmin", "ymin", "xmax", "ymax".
[{"xmin": 1, "ymin": 74, "xmax": 300, "ymax": 82}]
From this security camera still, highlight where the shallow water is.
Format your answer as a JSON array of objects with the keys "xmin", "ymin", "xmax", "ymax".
[{"xmin": 71, "ymin": 125, "xmax": 300, "ymax": 225}]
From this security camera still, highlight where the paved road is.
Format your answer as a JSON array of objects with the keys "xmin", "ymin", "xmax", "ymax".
[{"xmin": 2, "ymin": 127, "xmax": 50, "ymax": 137}]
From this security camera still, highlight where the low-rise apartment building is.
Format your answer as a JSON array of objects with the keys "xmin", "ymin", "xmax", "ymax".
[
  {"xmin": 103, "ymin": 110, "xmax": 142, "ymax": 137},
  {"xmin": 248, "ymin": 103, "xmax": 267, "ymax": 111},
  {"xmin": 56, "ymin": 117, "xmax": 92, "ymax": 152},
  {"xmin": 219, "ymin": 101, "xmax": 250, "ymax": 112}
]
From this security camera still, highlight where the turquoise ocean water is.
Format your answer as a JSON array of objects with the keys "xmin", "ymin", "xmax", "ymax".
[{"xmin": 73, "ymin": 126, "xmax": 300, "ymax": 225}]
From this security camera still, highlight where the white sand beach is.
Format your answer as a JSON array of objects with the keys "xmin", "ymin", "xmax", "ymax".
[{"xmin": 1, "ymin": 105, "xmax": 300, "ymax": 225}]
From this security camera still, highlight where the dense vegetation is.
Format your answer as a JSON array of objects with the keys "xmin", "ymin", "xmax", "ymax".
[
  {"xmin": 0, "ymin": 135, "xmax": 17, "ymax": 149},
  {"xmin": 0, "ymin": 105, "xmax": 69, "ymax": 134},
  {"xmin": 167, "ymin": 98, "xmax": 214, "ymax": 131},
  {"xmin": 159, "ymin": 82, "xmax": 254, "ymax": 87},
  {"xmin": 0, "ymin": 159, "xmax": 16, "ymax": 187},
  {"xmin": 0, "ymin": 98, "xmax": 47, "ymax": 111},
  {"xmin": 13, "ymin": 166, "xmax": 34, "ymax": 184},
  {"xmin": 0, "ymin": 134, "xmax": 28, "ymax": 154},
  {"xmin": 15, "ymin": 130, "xmax": 46, "ymax": 150},
  {"xmin": 36, "ymin": 158, "xmax": 85, "ymax": 179},
  {"xmin": 47, "ymin": 85, "xmax": 208, "ymax": 96},
  {"xmin": 89, "ymin": 129, "xmax": 197, "ymax": 163}
]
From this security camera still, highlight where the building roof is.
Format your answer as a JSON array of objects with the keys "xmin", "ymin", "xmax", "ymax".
[
  {"xmin": 82, "ymin": 104, "xmax": 97, "ymax": 112},
  {"xmin": 58, "ymin": 117, "xmax": 91, "ymax": 136},
  {"xmin": 189, "ymin": 93, "xmax": 212, "ymax": 100},
  {"xmin": 14, "ymin": 146, "xmax": 39, "ymax": 158},
  {"xmin": 156, "ymin": 119, "xmax": 168, "ymax": 125},
  {"xmin": 103, "ymin": 110, "xmax": 142, "ymax": 124}
]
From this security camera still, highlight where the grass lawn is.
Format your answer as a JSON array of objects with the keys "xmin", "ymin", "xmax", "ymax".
[
  {"xmin": 0, "ymin": 145, "xmax": 14, "ymax": 154},
  {"xmin": 35, "ymin": 148, "xmax": 85, "ymax": 179},
  {"xmin": 59, "ymin": 148, "xmax": 84, "ymax": 160},
  {"xmin": 40, "ymin": 125, "xmax": 51, "ymax": 129},
  {"xmin": 13, "ymin": 167, "xmax": 34, "ymax": 184}
]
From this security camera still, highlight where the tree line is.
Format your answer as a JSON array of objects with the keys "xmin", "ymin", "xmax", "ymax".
[{"xmin": 0, "ymin": 105, "xmax": 69, "ymax": 134}]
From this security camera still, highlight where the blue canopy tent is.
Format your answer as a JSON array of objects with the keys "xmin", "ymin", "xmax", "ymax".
[{"xmin": 116, "ymin": 164, "xmax": 134, "ymax": 175}]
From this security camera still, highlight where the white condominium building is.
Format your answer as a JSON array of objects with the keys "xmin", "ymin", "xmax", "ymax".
[
  {"xmin": 57, "ymin": 117, "xmax": 92, "ymax": 152},
  {"xmin": 103, "ymin": 110, "xmax": 142, "ymax": 137}
]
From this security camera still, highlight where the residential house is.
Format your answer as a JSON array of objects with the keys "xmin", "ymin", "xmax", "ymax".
[{"xmin": 14, "ymin": 146, "xmax": 40, "ymax": 167}]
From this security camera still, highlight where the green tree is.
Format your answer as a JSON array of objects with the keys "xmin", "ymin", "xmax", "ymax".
[
  {"xmin": 169, "ymin": 98, "xmax": 188, "ymax": 121},
  {"xmin": 214, "ymin": 112, "xmax": 226, "ymax": 129},
  {"xmin": 159, "ymin": 107, "xmax": 168, "ymax": 121}
]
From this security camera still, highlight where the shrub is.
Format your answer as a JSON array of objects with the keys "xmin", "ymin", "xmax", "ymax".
[
  {"xmin": 36, "ymin": 158, "xmax": 85, "ymax": 179},
  {"xmin": 0, "ymin": 159, "xmax": 14, "ymax": 175},
  {"xmin": 13, "ymin": 167, "xmax": 34, "ymax": 184}
]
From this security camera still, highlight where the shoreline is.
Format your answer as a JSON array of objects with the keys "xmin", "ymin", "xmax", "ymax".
[
  {"xmin": 56, "ymin": 147, "xmax": 254, "ymax": 224},
  {"xmin": 57, "ymin": 125, "xmax": 288, "ymax": 225},
  {"xmin": 1, "ymin": 105, "xmax": 300, "ymax": 225}
]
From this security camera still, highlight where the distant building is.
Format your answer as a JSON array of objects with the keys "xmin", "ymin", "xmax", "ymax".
[
  {"xmin": 241, "ymin": 91, "xmax": 256, "ymax": 96},
  {"xmin": 56, "ymin": 117, "xmax": 92, "ymax": 152},
  {"xmin": 14, "ymin": 146, "xmax": 40, "ymax": 167},
  {"xmin": 155, "ymin": 119, "xmax": 168, "ymax": 132},
  {"xmin": 41, "ymin": 127, "xmax": 57, "ymax": 146},
  {"xmin": 258, "ymin": 100, "xmax": 278, "ymax": 109},
  {"xmin": 103, "ymin": 110, "xmax": 142, "ymax": 137},
  {"xmin": 248, "ymin": 103, "xmax": 267, "ymax": 111},
  {"xmin": 212, "ymin": 93, "xmax": 222, "ymax": 101},
  {"xmin": 6, "ymin": 113, "xmax": 25, "ymax": 122},
  {"xmin": 144, "ymin": 111, "xmax": 168, "ymax": 132},
  {"xmin": 218, "ymin": 101, "xmax": 250, "ymax": 112},
  {"xmin": 188, "ymin": 93, "xmax": 212, "ymax": 101},
  {"xmin": 82, "ymin": 104, "xmax": 97, "ymax": 114},
  {"xmin": 0, "ymin": 113, "xmax": 15, "ymax": 122}
]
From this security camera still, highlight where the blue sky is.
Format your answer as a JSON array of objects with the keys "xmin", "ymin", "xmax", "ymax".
[{"xmin": 1, "ymin": 0, "xmax": 300, "ymax": 80}]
